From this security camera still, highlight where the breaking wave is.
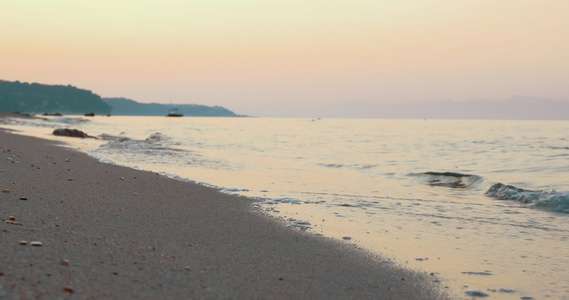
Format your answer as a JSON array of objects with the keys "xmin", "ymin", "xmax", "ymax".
[
  {"xmin": 44, "ymin": 117, "xmax": 90, "ymax": 125},
  {"xmin": 410, "ymin": 171, "xmax": 484, "ymax": 189},
  {"xmin": 93, "ymin": 132, "xmax": 184, "ymax": 161},
  {"xmin": 98, "ymin": 132, "xmax": 176, "ymax": 151},
  {"xmin": 0, "ymin": 116, "xmax": 89, "ymax": 127},
  {"xmin": 317, "ymin": 163, "xmax": 379, "ymax": 170},
  {"xmin": 486, "ymin": 183, "xmax": 569, "ymax": 213},
  {"xmin": 91, "ymin": 132, "xmax": 235, "ymax": 171},
  {"xmin": 412, "ymin": 172, "xmax": 569, "ymax": 213}
]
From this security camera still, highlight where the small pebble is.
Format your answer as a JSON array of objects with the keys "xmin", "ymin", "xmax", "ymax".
[
  {"xmin": 19, "ymin": 240, "xmax": 28, "ymax": 245},
  {"xmin": 342, "ymin": 236, "xmax": 352, "ymax": 240},
  {"xmin": 9, "ymin": 216, "xmax": 16, "ymax": 220},
  {"xmin": 5, "ymin": 221, "xmax": 22, "ymax": 226},
  {"xmin": 61, "ymin": 259, "xmax": 69, "ymax": 266},
  {"xmin": 1, "ymin": 189, "xmax": 9, "ymax": 193},
  {"xmin": 30, "ymin": 241, "xmax": 43, "ymax": 247},
  {"xmin": 20, "ymin": 197, "xmax": 28, "ymax": 200},
  {"xmin": 62, "ymin": 286, "xmax": 74, "ymax": 293}
]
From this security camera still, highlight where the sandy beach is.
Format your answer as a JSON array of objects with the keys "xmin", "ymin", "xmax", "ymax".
[{"xmin": 0, "ymin": 126, "xmax": 450, "ymax": 299}]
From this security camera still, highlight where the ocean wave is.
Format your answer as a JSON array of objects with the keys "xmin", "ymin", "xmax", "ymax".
[
  {"xmin": 44, "ymin": 117, "xmax": 90, "ymax": 125},
  {"xmin": 0, "ymin": 116, "xmax": 90, "ymax": 128},
  {"xmin": 93, "ymin": 132, "xmax": 236, "ymax": 171},
  {"xmin": 317, "ymin": 163, "xmax": 379, "ymax": 170},
  {"xmin": 95, "ymin": 132, "xmax": 184, "ymax": 159},
  {"xmin": 547, "ymin": 146, "xmax": 569, "ymax": 150},
  {"xmin": 486, "ymin": 183, "xmax": 569, "ymax": 213},
  {"xmin": 410, "ymin": 171, "xmax": 483, "ymax": 189},
  {"xmin": 98, "ymin": 132, "xmax": 176, "ymax": 150}
]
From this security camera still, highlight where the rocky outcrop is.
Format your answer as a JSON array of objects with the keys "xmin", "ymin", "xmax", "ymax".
[{"xmin": 52, "ymin": 128, "xmax": 95, "ymax": 138}]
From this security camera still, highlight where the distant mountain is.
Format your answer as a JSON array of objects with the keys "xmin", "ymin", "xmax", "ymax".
[
  {"xmin": 103, "ymin": 98, "xmax": 244, "ymax": 117},
  {"xmin": 314, "ymin": 96, "xmax": 569, "ymax": 120},
  {"xmin": 249, "ymin": 96, "xmax": 569, "ymax": 120},
  {"xmin": 0, "ymin": 80, "xmax": 111, "ymax": 115}
]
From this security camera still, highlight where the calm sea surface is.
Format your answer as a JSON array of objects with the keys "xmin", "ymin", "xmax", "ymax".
[{"xmin": 3, "ymin": 116, "xmax": 569, "ymax": 299}]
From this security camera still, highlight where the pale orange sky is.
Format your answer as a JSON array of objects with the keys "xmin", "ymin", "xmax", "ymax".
[{"xmin": 1, "ymin": 0, "xmax": 568, "ymax": 115}]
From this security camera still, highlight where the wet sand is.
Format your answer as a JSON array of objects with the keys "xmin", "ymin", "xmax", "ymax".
[{"xmin": 0, "ymin": 127, "xmax": 451, "ymax": 299}]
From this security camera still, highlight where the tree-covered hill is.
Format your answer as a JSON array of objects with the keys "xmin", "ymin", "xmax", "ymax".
[
  {"xmin": 0, "ymin": 80, "xmax": 111, "ymax": 115},
  {"xmin": 103, "ymin": 98, "xmax": 243, "ymax": 117}
]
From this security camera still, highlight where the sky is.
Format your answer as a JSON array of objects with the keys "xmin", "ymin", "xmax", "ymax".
[{"xmin": 2, "ymin": 0, "xmax": 569, "ymax": 116}]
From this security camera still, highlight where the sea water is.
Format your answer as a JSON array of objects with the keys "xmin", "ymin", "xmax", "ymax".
[{"xmin": 2, "ymin": 116, "xmax": 569, "ymax": 299}]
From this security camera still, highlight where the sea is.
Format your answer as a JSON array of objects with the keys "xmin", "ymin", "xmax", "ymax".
[{"xmin": 2, "ymin": 116, "xmax": 569, "ymax": 299}]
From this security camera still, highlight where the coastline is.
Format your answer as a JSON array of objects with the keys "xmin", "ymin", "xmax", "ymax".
[{"xmin": 0, "ymin": 128, "xmax": 450, "ymax": 299}]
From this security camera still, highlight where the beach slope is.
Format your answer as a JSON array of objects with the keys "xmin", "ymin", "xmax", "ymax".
[{"xmin": 0, "ymin": 128, "xmax": 449, "ymax": 299}]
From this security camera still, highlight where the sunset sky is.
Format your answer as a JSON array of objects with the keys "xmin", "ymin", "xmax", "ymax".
[{"xmin": 2, "ymin": 0, "xmax": 569, "ymax": 116}]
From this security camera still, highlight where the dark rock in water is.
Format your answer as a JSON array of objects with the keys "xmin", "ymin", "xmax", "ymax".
[
  {"xmin": 84, "ymin": 112, "xmax": 95, "ymax": 117},
  {"xmin": 53, "ymin": 128, "xmax": 94, "ymax": 138}
]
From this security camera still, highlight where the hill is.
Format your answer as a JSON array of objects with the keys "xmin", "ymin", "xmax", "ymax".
[
  {"xmin": 103, "ymin": 98, "xmax": 243, "ymax": 117},
  {"xmin": 0, "ymin": 80, "xmax": 111, "ymax": 115},
  {"xmin": 0, "ymin": 80, "xmax": 243, "ymax": 117}
]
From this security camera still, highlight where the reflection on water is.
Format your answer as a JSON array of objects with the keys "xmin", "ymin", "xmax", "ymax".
[{"xmin": 2, "ymin": 116, "xmax": 569, "ymax": 299}]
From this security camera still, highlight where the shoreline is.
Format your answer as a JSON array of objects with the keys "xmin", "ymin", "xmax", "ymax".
[{"xmin": 0, "ymin": 128, "xmax": 451, "ymax": 299}]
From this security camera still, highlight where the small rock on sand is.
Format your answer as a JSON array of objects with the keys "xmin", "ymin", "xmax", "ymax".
[
  {"xmin": 30, "ymin": 241, "xmax": 43, "ymax": 247},
  {"xmin": 465, "ymin": 289, "xmax": 489, "ymax": 297},
  {"xmin": 19, "ymin": 240, "xmax": 28, "ymax": 245},
  {"xmin": 1, "ymin": 189, "xmax": 9, "ymax": 193}
]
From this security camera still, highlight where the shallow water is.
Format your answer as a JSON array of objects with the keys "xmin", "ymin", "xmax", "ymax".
[{"xmin": 2, "ymin": 116, "xmax": 569, "ymax": 299}]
